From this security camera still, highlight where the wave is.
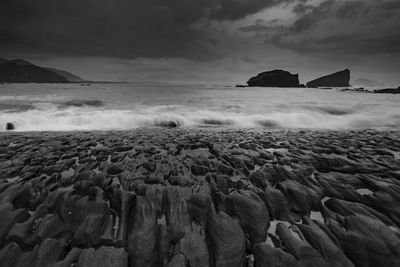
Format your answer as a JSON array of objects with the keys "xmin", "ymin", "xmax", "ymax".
[
  {"xmin": 301, "ymin": 105, "xmax": 356, "ymax": 116},
  {"xmin": 61, "ymin": 99, "xmax": 104, "ymax": 108},
  {"xmin": 1, "ymin": 103, "xmax": 400, "ymax": 131},
  {"xmin": 0, "ymin": 95, "xmax": 104, "ymax": 112}
]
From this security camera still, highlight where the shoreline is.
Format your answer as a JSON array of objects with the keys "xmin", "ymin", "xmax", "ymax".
[
  {"xmin": 1, "ymin": 128, "xmax": 400, "ymax": 266},
  {"xmin": 2, "ymin": 126, "xmax": 400, "ymax": 133}
]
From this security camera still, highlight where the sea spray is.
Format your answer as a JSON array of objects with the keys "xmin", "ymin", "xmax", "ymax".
[
  {"xmin": 1, "ymin": 83, "xmax": 400, "ymax": 131},
  {"xmin": 2, "ymin": 104, "xmax": 400, "ymax": 131}
]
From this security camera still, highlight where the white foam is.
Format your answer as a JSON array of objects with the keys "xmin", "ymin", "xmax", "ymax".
[
  {"xmin": 1, "ymin": 83, "xmax": 400, "ymax": 131},
  {"xmin": 2, "ymin": 103, "xmax": 400, "ymax": 131}
]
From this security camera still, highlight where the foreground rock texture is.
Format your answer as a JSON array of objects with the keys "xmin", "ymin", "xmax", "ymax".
[
  {"xmin": 0, "ymin": 129, "xmax": 400, "ymax": 267},
  {"xmin": 247, "ymin": 70, "xmax": 300, "ymax": 87},
  {"xmin": 307, "ymin": 69, "xmax": 351, "ymax": 88}
]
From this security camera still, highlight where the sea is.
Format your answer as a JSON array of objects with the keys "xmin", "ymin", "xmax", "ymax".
[{"xmin": 0, "ymin": 82, "xmax": 399, "ymax": 131}]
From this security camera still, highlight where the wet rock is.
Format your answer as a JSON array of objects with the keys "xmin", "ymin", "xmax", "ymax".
[
  {"xmin": 253, "ymin": 243, "xmax": 301, "ymax": 267},
  {"xmin": 213, "ymin": 175, "xmax": 229, "ymax": 194},
  {"xmin": 0, "ymin": 242, "xmax": 22, "ymax": 267},
  {"xmin": 107, "ymin": 163, "xmax": 124, "ymax": 175},
  {"xmin": 91, "ymin": 172, "xmax": 111, "ymax": 189},
  {"xmin": 6, "ymin": 122, "xmax": 15, "ymax": 131},
  {"xmin": 227, "ymin": 190, "xmax": 269, "ymax": 243},
  {"xmin": 165, "ymin": 188, "xmax": 191, "ymax": 242},
  {"xmin": 249, "ymin": 169, "xmax": 268, "ymax": 189},
  {"xmin": 77, "ymin": 246, "xmax": 128, "ymax": 267},
  {"xmin": 191, "ymin": 164, "xmax": 209, "ymax": 176},
  {"xmin": 207, "ymin": 209, "xmax": 246, "ymax": 267},
  {"xmin": 76, "ymin": 170, "xmax": 96, "ymax": 180},
  {"xmin": 259, "ymin": 187, "xmax": 292, "ymax": 221},
  {"xmin": 33, "ymin": 238, "xmax": 65, "ymax": 266},
  {"xmin": 53, "ymin": 247, "xmax": 82, "ymax": 267},
  {"xmin": 327, "ymin": 215, "xmax": 400, "ymax": 267},
  {"xmin": 212, "ymin": 161, "xmax": 234, "ymax": 175},
  {"xmin": 0, "ymin": 208, "xmax": 30, "ymax": 246},
  {"xmin": 362, "ymin": 191, "xmax": 400, "ymax": 227},
  {"xmin": 104, "ymin": 189, "xmax": 136, "ymax": 244},
  {"xmin": 277, "ymin": 180, "xmax": 312, "ymax": 216},
  {"xmin": 115, "ymin": 145, "xmax": 133, "ymax": 152},
  {"xmin": 1, "ymin": 129, "xmax": 400, "ymax": 267},
  {"xmin": 128, "ymin": 196, "xmax": 158, "ymax": 267},
  {"xmin": 28, "ymin": 213, "xmax": 65, "ymax": 245},
  {"xmin": 276, "ymin": 223, "xmax": 327, "ymax": 267},
  {"xmin": 167, "ymin": 176, "xmax": 193, "ymax": 187},
  {"xmin": 188, "ymin": 191, "xmax": 211, "ymax": 228},
  {"xmin": 325, "ymin": 198, "xmax": 395, "ymax": 226},
  {"xmin": 177, "ymin": 222, "xmax": 209, "ymax": 267},
  {"xmin": 166, "ymin": 254, "xmax": 186, "ymax": 267},
  {"xmin": 58, "ymin": 194, "xmax": 109, "ymax": 232},
  {"xmin": 73, "ymin": 214, "xmax": 106, "ymax": 246},
  {"xmin": 298, "ymin": 217, "xmax": 354, "ymax": 266},
  {"xmin": 155, "ymin": 120, "xmax": 180, "ymax": 128},
  {"xmin": 7, "ymin": 204, "xmax": 49, "ymax": 245}
]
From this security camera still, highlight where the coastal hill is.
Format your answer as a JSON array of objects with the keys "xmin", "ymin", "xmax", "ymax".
[
  {"xmin": 0, "ymin": 58, "xmax": 84, "ymax": 83},
  {"xmin": 306, "ymin": 69, "xmax": 350, "ymax": 88},
  {"xmin": 45, "ymin": 67, "xmax": 84, "ymax": 83},
  {"xmin": 247, "ymin": 70, "xmax": 300, "ymax": 87}
]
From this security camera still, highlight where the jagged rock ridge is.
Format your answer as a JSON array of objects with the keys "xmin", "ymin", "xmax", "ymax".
[{"xmin": 307, "ymin": 69, "xmax": 350, "ymax": 88}]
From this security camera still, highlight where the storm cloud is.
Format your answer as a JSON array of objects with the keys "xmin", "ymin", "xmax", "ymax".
[
  {"xmin": 1, "ymin": 0, "xmax": 399, "ymax": 85},
  {"xmin": 240, "ymin": 0, "xmax": 400, "ymax": 56},
  {"xmin": 0, "ymin": 0, "xmax": 283, "ymax": 60}
]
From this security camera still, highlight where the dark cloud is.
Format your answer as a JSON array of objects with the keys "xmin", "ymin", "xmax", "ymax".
[
  {"xmin": 0, "ymin": 0, "xmax": 213, "ymax": 60},
  {"xmin": 335, "ymin": 1, "xmax": 369, "ymax": 19},
  {"xmin": 241, "ymin": 0, "xmax": 400, "ymax": 55},
  {"xmin": 378, "ymin": 0, "xmax": 400, "ymax": 10},
  {"xmin": 211, "ymin": 0, "xmax": 279, "ymax": 20},
  {"xmin": 0, "ymin": 0, "xmax": 285, "ymax": 60}
]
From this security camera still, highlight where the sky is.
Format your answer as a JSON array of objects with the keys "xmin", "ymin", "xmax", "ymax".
[{"xmin": 1, "ymin": 0, "xmax": 400, "ymax": 86}]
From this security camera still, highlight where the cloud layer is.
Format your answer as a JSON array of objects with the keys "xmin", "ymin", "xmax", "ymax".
[
  {"xmin": 0, "ymin": 0, "xmax": 283, "ymax": 60},
  {"xmin": 241, "ymin": 0, "xmax": 400, "ymax": 56},
  {"xmin": 1, "ymin": 0, "xmax": 399, "ymax": 84}
]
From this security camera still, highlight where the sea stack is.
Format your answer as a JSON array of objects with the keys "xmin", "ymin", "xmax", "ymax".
[
  {"xmin": 247, "ymin": 70, "xmax": 300, "ymax": 87},
  {"xmin": 307, "ymin": 69, "xmax": 350, "ymax": 88},
  {"xmin": 6, "ymin": 122, "xmax": 15, "ymax": 130}
]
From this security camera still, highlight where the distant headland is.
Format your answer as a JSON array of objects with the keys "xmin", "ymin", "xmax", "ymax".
[{"xmin": 0, "ymin": 58, "xmax": 84, "ymax": 83}]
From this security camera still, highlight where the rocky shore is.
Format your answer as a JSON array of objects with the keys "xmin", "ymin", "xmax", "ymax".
[{"xmin": 1, "ymin": 129, "xmax": 400, "ymax": 267}]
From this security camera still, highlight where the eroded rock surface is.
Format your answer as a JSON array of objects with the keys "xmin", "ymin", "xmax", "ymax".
[{"xmin": 0, "ymin": 129, "xmax": 400, "ymax": 267}]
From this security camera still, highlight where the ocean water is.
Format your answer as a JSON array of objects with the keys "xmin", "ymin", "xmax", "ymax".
[{"xmin": 0, "ymin": 82, "xmax": 399, "ymax": 131}]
